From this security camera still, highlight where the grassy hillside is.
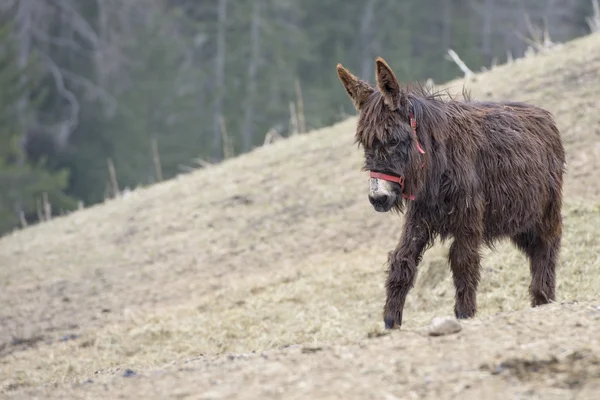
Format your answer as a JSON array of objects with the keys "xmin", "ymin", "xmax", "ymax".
[{"xmin": 1, "ymin": 32, "xmax": 600, "ymax": 398}]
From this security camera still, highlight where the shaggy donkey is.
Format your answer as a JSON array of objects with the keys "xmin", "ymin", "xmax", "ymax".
[{"xmin": 336, "ymin": 58, "xmax": 565, "ymax": 329}]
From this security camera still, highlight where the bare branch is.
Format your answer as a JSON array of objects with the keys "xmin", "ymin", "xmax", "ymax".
[
  {"xmin": 446, "ymin": 49, "xmax": 474, "ymax": 80},
  {"xmin": 59, "ymin": 68, "xmax": 118, "ymax": 117},
  {"xmin": 38, "ymin": 52, "xmax": 80, "ymax": 147},
  {"xmin": 106, "ymin": 158, "xmax": 120, "ymax": 198},
  {"xmin": 587, "ymin": 0, "xmax": 600, "ymax": 32},
  {"xmin": 50, "ymin": 0, "xmax": 100, "ymax": 48},
  {"xmin": 191, "ymin": 158, "xmax": 213, "ymax": 168},
  {"xmin": 514, "ymin": 14, "xmax": 556, "ymax": 54},
  {"xmin": 264, "ymin": 128, "xmax": 282, "ymax": 145},
  {"xmin": 30, "ymin": 26, "xmax": 91, "ymax": 56}
]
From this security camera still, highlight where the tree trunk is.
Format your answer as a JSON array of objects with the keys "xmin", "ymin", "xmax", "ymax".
[
  {"xmin": 515, "ymin": 0, "xmax": 529, "ymax": 57},
  {"xmin": 16, "ymin": 0, "xmax": 32, "ymax": 136},
  {"xmin": 14, "ymin": 0, "xmax": 34, "ymax": 218},
  {"xmin": 242, "ymin": 0, "xmax": 262, "ymax": 152},
  {"xmin": 482, "ymin": 0, "xmax": 494, "ymax": 63},
  {"xmin": 544, "ymin": 0, "xmax": 556, "ymax": 40},
  {"xmin": 442, "ymin": 0, "xmax": 453, "ymax": 77},
  {"xmin": 213, "ymin": 0, "xmax": 228, "ymax": 160},
  {"xmin": 95, "ymin": 0, "xmax": 109, "ymax": 90},
  {"xmin": 359, "ymin": 0, "xmax": 377, "ymax": 81}
]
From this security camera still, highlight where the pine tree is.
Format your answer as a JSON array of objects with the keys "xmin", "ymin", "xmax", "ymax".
[{"xmin": 0, "ymin": 22, "xmax": 76, "ymax": 234}]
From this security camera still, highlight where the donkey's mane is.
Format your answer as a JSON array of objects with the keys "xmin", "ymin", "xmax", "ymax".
[{"xmin": 357, "ymin": 82, "xmax": 471, "ymax": 149}]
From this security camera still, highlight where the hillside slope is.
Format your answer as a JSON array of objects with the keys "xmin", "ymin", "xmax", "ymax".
[{"xmin": 1, "ymin": 33, "xmax": 600, "ymax": 398}]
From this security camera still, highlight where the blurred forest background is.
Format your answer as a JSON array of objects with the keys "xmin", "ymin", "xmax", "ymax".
[{"xmin": 0, "ymin": 0, "xmax": 597, "ymax": 235}]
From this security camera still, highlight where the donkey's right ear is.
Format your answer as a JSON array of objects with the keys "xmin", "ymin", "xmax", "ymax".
[{"xmin": 336, "ymin": 63, "xmax": 373, "ymax": 110}]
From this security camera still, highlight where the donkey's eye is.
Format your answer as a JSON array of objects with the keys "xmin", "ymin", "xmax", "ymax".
[{"xmin": 389, "ymin": 137, "xmax": 400, "ymax": 147}]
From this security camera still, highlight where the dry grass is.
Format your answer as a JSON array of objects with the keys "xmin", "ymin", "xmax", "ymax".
[
  {"xmin": 6, "ymin": 301, "xmax": 600, "ymax": 400},
  {"xmin": 1, "ymin": 32, "xmax": 600, "ymax": 399}
]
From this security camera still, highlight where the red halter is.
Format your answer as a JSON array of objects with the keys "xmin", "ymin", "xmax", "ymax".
[
  {"xmin": 369, "ymin": 114, "xmax": 425, "ymax": 201},
  {"xmin": 410, "ymin": 115, "xmax": 426, "ymax": 155}
]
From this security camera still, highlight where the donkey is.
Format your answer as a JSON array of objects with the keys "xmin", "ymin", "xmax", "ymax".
[{"xmin": 336, "ymin": 58, "xmax": 565, "ymax": 329}]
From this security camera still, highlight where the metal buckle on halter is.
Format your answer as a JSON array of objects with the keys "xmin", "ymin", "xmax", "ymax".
[{"xmin": 410, "ymin": 116, "xmax": 417, "ymax": 130}]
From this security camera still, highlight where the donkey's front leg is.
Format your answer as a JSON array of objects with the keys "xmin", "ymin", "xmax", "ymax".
[
  {"xmin": 383, "ymin": 217, "xmax": 430, "ymax": 329},
  {"xmin": 448, "ymin": 234, "xmax": 482, "ymax": 319}
]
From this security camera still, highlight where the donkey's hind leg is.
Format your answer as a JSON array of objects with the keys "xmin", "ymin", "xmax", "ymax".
[
  {"xmin": 512, "ymin": 195, "xmax": 562, "ymax": 306},
  {"xmin": 511, "ymin": 228, "xmax": 561, "ymax": 306}
]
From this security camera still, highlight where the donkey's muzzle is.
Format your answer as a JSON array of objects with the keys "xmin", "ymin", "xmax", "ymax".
[
  {"xmin": 369, "ymin": 193, "xmax": 393, "ymax": 212},
  {"xmin": 369, "ymin": 177, "xmax": 396, "ymax": 212}
]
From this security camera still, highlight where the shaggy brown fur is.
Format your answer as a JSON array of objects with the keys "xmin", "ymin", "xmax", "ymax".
[{"xmin": 337, "ymin": 58, "xmax": 565, "ymax": 329}]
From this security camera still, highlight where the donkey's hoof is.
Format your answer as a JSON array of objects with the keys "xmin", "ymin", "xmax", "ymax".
[
  {"xmin": 384, "ymin": 316, "xmax": 401, "ymax": 329},
  {"xmin": 455, "ymin": 310, "xmax": 475, "ymax": 320}
]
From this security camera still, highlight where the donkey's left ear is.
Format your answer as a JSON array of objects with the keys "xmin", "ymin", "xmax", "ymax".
[{"xmin": 375, "ymin": 57, "xmax": 407, "ymax": 111}]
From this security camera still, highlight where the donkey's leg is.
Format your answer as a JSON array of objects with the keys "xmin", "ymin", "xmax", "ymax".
[
  {"xmin": 383, "ymin": 217, "xmax": 431, "ymax": 329},
  {"xmin": 448, "ymin": 234, "xmax": 482, "ymax": 319},
  {"xmin": 511, "ymin": 229, "xmax": 560, "ymax": 306},
  {"xmin": 511, "ymin": 196, "xmax": 562, "ymax": 307}
]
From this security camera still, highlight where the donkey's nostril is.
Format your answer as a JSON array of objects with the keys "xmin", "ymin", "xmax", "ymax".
[{"xmin": 369, "ymin": 194, "xmax": 390, "ymax": 208}]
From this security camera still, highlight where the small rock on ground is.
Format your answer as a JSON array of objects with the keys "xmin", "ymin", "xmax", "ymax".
[
  {"xmin": 122, "ymin": 369, "xmax": 137, "ymax": 377},
  {"xmin": 428, "ymin": 316, "xmax": 462, "ymax": 336}
]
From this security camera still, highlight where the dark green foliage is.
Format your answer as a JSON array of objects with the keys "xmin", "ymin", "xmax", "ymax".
[
  {"xmin": 0, "ymin": 22, "xmax": 76, "ymax": 233},
  {"xmin": 0, "ymin": 0, "xmax": 594, "ymax": 236}
]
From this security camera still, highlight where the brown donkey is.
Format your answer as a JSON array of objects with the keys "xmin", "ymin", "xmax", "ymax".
[{"xmin": 336, "ymin": 58, "xmax": 565, "ymax": 329}]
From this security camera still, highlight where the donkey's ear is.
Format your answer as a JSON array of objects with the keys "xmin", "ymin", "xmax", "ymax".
[
  {"xmin": 375, "ymin": 57, "xmax": 407, "ymax": 111},
  {"xmin": 336, "ymin": 63, "xmax": 373, "ymax": 110}
]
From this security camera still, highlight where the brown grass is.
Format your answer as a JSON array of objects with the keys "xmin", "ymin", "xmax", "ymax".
[
  {"xmin": 6, "ymin": 301, "xmax": 600, "ymax": 400},
  {"xmin": 1, "ymin": 32, "xmax": 600, "ymax": 399}
]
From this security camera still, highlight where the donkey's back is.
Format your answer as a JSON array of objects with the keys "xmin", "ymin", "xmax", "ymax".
[{"xmin": 463, "ymin": 100, "xmax": 565, "ymax": 241}]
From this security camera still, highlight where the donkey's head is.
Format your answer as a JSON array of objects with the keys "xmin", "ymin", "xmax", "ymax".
[{"xmin": 337, "ymin": 58, "xmax": 426, "ymax": 212}]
